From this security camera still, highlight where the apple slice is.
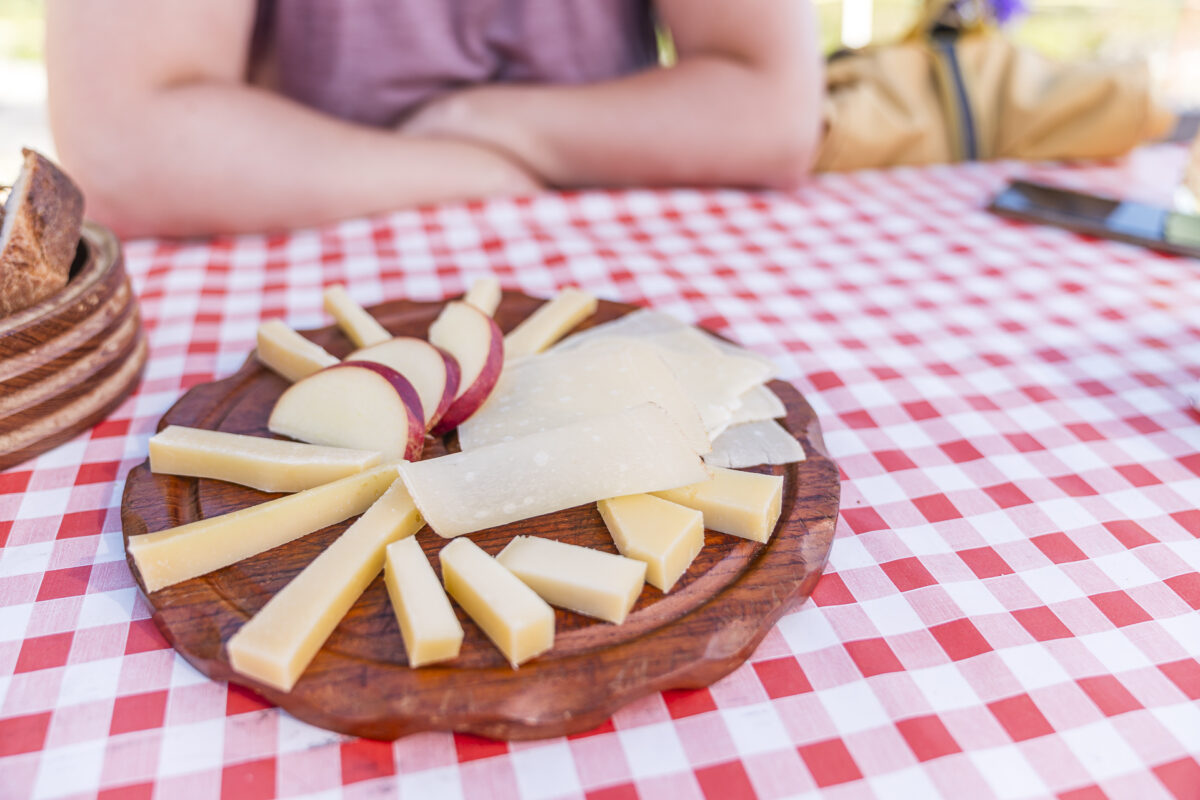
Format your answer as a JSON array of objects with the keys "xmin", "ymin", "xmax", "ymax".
[
  {"xmin": 348, "ymin": 337, "xmax": 461, "ymax": 431},
  {"xmin": 268, "ymin": 362, "xmax": 424, "ymax": 461},
  {"xmin": 427, "ymin": 301, "xmax": 504, "ymax": 436}
]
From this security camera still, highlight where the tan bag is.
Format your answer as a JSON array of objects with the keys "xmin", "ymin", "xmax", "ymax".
[{"xmin": 816, "ymin": 1, "xmax": 1175, "ymax": 171}]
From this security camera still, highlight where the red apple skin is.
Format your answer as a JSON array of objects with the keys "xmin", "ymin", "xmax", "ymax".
[
  {"xmin": 335, "ymin": 361, "xmax": 425, "ymax": 460},
  {"xmin": 350, "ymin": 337, "xmax": 461, "ymax": 433},
  {"xmin": 428, "ymin": 344, "xmax": 461, "ymax": 431},
  {"xmin": 428, "ymin": 313, "xmax": 504, "ymax": 436}
]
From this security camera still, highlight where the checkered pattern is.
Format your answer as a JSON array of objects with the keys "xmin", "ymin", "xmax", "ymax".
[{"xmin": 2, "ymin": 144, "xmax": 1198, "ymax": 799}]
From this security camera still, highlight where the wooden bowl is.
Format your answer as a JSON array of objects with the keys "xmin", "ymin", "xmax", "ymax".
[{"xmin": 0, "ymin": 222, "xmax": 147, "ymax": 471}]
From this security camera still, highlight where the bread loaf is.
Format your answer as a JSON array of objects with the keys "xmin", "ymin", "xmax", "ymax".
[{"xmin": 0, "ymin": 149, "xmax": 85, "ymax": 316}]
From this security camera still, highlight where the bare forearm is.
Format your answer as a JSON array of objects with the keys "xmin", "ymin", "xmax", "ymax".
[
  {"xmin": 53, "ymin": 83, "xmax": 537, "ymax": 238},
  {"xmin": 425, "ymin": 55, "xmax": 821, "ymax": 190}
]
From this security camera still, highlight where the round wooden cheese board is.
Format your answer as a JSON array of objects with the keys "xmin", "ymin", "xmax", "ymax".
[{"xmin": 120, "ymin": 293, "xmax": 840, "ymax": 741}]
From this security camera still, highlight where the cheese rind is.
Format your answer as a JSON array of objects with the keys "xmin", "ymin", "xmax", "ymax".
[
  {"xmin": 148, "ymin": 425, "xmax": 382, "ymax": 493},
  {"xmin": 504, "ymin": 287, "xmax": 597, "ymax": 359},
  {"xmin": 597, "ymin": 494, "xmax": 704, "ymax": 592},
  {"xmin": 497, "ymin": 536, "xmax": 646, "ymax": 624},
  {"xmin": 256, "ymin": 320, "xmax": 339, "ymax": 383},
  {"xmin": 457, "ymin": 339, "xmax": 709, "ymax": 454},
  {"xmin": 400, "ymin": 403, "xmax": 709, "ymax": 538},
  {"xmin": 464, "ymin": 277, "xmax": 501, "ymax": 316},
  {"xmin": 226, "ymin": 479, "xmax": 423, "ymax": 691},
  {"xmin": 705, "ymin": 421, "xmax": 805, "ymax": 469},
  {"xmin": 384, "ymin": 536, "xmax": 463, "ymax": 667},
  {"xmin": 654, "ymin": 466, "xmax": 784, "ymax": 544},
  {"xmin": 323, "ymin": 285, "xmax": 391, "ymax": 348},
  {"xmin": 127, "ymin": 463, "xmax": 401, "ymax": 592},
  {"xmin": 440, "ymin": 538, "xmax": 554, "ymax": 667}
]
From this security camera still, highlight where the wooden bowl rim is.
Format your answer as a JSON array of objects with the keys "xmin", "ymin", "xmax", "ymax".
[{"xmin": 0, "ymin": 221, "xmax": 120, "ymax": 337}]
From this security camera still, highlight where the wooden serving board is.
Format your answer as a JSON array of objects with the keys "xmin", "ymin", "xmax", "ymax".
[{"xmin": 121, "ymin": 294, "xmax": 840, "ymax": 741}]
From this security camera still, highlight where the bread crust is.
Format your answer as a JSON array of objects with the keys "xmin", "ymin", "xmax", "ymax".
[{"xmin": 0, "ymin": 149, "xmax": 85, "ymax": 316}]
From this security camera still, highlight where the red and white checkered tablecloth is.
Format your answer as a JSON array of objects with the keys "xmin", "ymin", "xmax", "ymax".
[{"xmin": 2, "ymin": 144, "xmax": 1198, "ymax": 800}]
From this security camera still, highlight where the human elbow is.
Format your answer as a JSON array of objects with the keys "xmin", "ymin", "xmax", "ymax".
[
  {"xmin": 52, "ymin": 121, "xmax": 146, "ymax": 236},
  {"xmin": 756, "ymin": 103, "xmax": 821, "ymax": 191},
  {"xmin": 53, "ymin": 127, "xmax": 184, "ymax": 238}
]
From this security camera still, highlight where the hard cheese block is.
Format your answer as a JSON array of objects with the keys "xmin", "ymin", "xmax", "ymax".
[
  {"xmin": 464, "ymin": 277, "xmax": 501, "ymax": 317},
  {"xmin": 226, "ymin": 479, "xmax": 423, "ymax": 691},
  {"xmin": 256, "ymin": 320, "xmax": 339, "ymax": 383},
  {"xmin": 384, "ymin": 536, "xmax": 463, "ymax": 667},
  {"xmin": 324, "ymin": 285, "xmax": 391, "ymax": 348},
  {"xmin": 503, "ymin": 287, "xmax": 597, "ymax": 359},
  {"xmin": 128, "ymin": 463, "xmax": 400, "ymax": 592},
  {"xmin": 654, "ymin": 466, "xmax": 784, "ymax": 544},
  {"xmin": 149, "ymin": 425, "xmax": 382, "ymax": 493},
  {"xmin": 457, "ymin": 339, "xmax": 709, "ymax": 454},
  {"xmin": 705, "ymin": 420, "xmax": 805, "ymax": 469},
  {"xmin": 597, "ymin": 494, "xmax": 704, "ymax": 592},
  {"xmin": 400, "ymin": 403, "xmax": 708, "ymax": 538},
  {"xmin": 497, "ymin": 536, "xmax": 646, "ymax": 624},
  {"xmin": 440, "ymin": 537, "xmax": 554, "ymax": 667}
]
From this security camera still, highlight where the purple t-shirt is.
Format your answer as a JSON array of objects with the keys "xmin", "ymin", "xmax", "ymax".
[{"xmin": 253, "ymin": 0, "xmax": 659, "ymax": 128}]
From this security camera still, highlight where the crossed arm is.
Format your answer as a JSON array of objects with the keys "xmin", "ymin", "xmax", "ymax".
[{"xmin": 47, "ymin": 0, "xmax": 822, "ymax": 238}]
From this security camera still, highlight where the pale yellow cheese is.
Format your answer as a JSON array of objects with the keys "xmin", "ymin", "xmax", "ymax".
[
  {"xmin": 323, "ymin": 285, "xmax": 391, "ymax": 348},
  {"xmin": 497, "ymin": 536, "xmax": 646, "ymax": 624},
  {"xmin": 654, "ymin": 466, "xmax": 783, "ymax": 544},
  {"xmin": 503, "ymin": 287, "xmax": 597, "ymax": 359},
  {"xmin": 226, "ymin": 479, "xmax": 423, "ymax": 691},
  {"xmin": 400, "ymin": 403, "xmax": 709, "ymax": 538},
  {"xmin": 384, "ymin": 535, "xmax": 463, "ymax": 667},
  {"xmin": 149, "ymin": 425, "xmax": 382, "ymax": 493},
  {"xmin": 256, "ymin": 320, "xmax": 339, "ymax": 382},
  {"xmin": 457, "ymin": 339, "xmax": 709, "ymax": 454},
  {"xmin": 127, "ymin": 463, "xmax": 400, "ymax": 592},
  {"xmin": 440, "ymin": 538, "xmax": 554, "ymax": 667},
  {"xmin": 597, "ymin": 494, "xmax": 703, "ymax": 592},
  {"xmin": 464, "ymin": 277, "xmax": 501, "ymax": 317},
  {"xmin": 728, "ymin": 385, "xmax": 786, "ymax": 426},
  {"xmin": 705, "ymin": 421, "xmax": 805, "ymax": 469}
]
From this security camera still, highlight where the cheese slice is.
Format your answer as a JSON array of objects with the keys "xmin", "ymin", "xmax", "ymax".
[
  {"xmin": 457, "ymin": 339, "xmax": 709, "ymax": 454},
  {"xmin": 496, "ymin": 536, "xmax": 646, "ymax": 624},
  {"xmin": 654, "ymin": 466, "xmax": 783, "ymax": 544},
  {"xmin": 149, "ymin": 425, "xmax": 382, "ymax": 493},
  {"xmin": 384, "ymin": 536, "xmax": 463, "ymax": 667},
  {"xmin": 256, "ymin": 320, "xmax": 339, "ymax": 383},
  {"xmin": 728, "ymin": 385, "xmax": 786, "ymax": 426},
  {"xmin": 440, "ymin": 537, "xmax": 554, "ymax": 667},
  {"xmin": 127, "ymin": 463, "xmax": 401, "ymax": 592},
  {"xmin": 556, "ymin": 324, "xmax": 769, "ymax": 434},
  {"xmin": 323, "ymin": 285, "xmax": 391, "ymax": 348},
  {"xmin": 400, "ymin": 403, "xmax": 708, "ymax": 538},
  {"xmin": 226, "ymin": 479, "xmax": 423, "ymax": 691},
  {"xmin": 597, "ymin": 494, "xmax": 703, "ymax": 592},
  {"xmin": 464, "ymin": 277, "xmax": 501, "ymax": 317},
  {"xmin": 556, "ymin": 308, "xmax": 777, "ymax": 376},
  {"xmin": 705, "ymin": 420, "xmax": 805, "ymax": 469},
  {"xmin": 504, "ymin": 287, "xmax": 597, "ymax": 359}
]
